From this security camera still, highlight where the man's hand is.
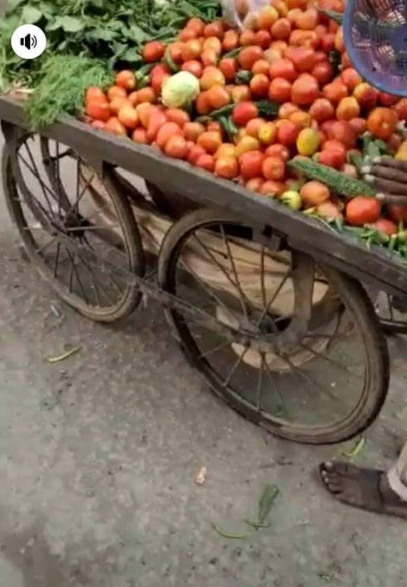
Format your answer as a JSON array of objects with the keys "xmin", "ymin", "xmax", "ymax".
[{"xmin": 362, "ymin": 156, "xmax": 407, "ymax": 204}]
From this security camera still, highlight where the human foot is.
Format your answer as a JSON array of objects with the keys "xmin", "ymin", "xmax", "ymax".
[{"xmin": 319, "ymin": 461, "xmax": 407, "ymax": 519}]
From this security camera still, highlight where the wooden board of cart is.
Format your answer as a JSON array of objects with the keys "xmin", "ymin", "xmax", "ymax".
[{"xmin": 1, "ymin": 94, "xmax": 407, "ymax": 298}]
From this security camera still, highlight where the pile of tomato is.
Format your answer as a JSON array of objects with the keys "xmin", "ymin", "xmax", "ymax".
[{"xmin": 84, "ymin": 0, "xmax": 407, "ymax": 232}]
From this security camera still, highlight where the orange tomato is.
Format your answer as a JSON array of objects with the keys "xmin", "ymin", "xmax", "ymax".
[
  {"xmin": 137, "ymin": 87, "xmax": 157, "ymax": 104},
  {"xmin": 291, "ymin": 73, "xmax": 319, "ymax": 106},
  {"xmin": 341, "ymin": 68, "xmax": 362, "ymax": 91},
  {"xmin": 164, "ymin": 135, "xmax": 189, "ymax": 159},
  {"xmin": 322, "ymin": 80, "xmax": 348, "ymax": 104},
  {"xmin": 105, "ymin": 117, "xmax": 127, "ymax": 137},
  {"xmin": 265, "ymin": 143, "xmax": 290, "ymax": 161},
  {"xmin": 271, "ymin": 18, "xmax": 292, "ymax": 40},
  {"xmin": 107, "ymin": 86, "xmax": 127, "ymax": 102},
  {"xmin": 235, "ymin": 135, "xmax": 261, "ymax": 157},
  {"xmin": 146, "ymin": 110, "xmax": 167, "ymax": 142},
  {"xmin": 219, "ymin": 58, "xmax": 237, "ymax": 83},
  {"xmin": 215, "ymin": 143, "xmax": 237, "ymax": 159},
  {"xmin": 165, "ymin": 108, "xmax": 190, "ymax": 127},
  {"xmin": 196, "ymin": 154, "xmax": 215, "ymax": 172},
  {"xmin": 367, "ymin": 107, "xmax": 398, "ymax": 140},
  {"xmin": 115, "ymin": 70, "xmax": 136, "ymax": 91},
  {"xmin": 117, "ymin": 105, "xmax": 138, "ymax": 130},
  {"xmin": 203, "ymin": 37, "xmax": 222, "ymax": 55},
  {"xmin": 167, "ymin": 42, "xmax": 184, "ymax": 64},
  {"xmin": 207, "ymin": 121, "xmax": 223, "ymax": 134},
  {"xmin": 269, "ymin": 58, "xmax": 297, "ymax": 81},
  {"xmin": 196, "ymin": 92, "xmax": 211, "ymax": 115},
  {"xmin": 295, "ymin": 8, "xmax": 318, "ymax": 30},
  {"xmin": 289, "ymin": 110, "xmax": 311, "ymax": 128},
  {"xmin": 262, "ymin": 156, "xmax": 286, "ymax": 180},
  {"xmin": 136, "ymin": 103, "xmax": 156, "ymax": 128},
  {"xmin": 186, "ymin": 17, "xmax": 205, "ymax": 36},
  {"xmin": 240, "ymin": 30, "xmax": 256, "ymax": 46},
  {"xmin": 223, "ymin": 30, "xmax": 239, "ymax": 52},
  {"xmin": 268, "ymin": 77, "xmax": 292, "ymax": 102},
  {"xmin": 215, "ymin": 156, "xmax": 239, "ymax": 179},
  {"xmin": 181, "ymin": 39, "xmax": 202, "ymax": 62},
  {"xmin": 156, "ymin": 122, "xmax": 183, "ymax": 149},
  {"xmin": 86, "ymin": 100, "xmax": 110, "ymax": 122},
  {"xmin": 285, "ymin": 47, "xmax": 316, "ymax": 72},
  {"xmin": 252, "ymin": 59, "xmax": 271, "ymax": 76},
  {"xmin": 250, "ymin": 74, "xmax": 270, "ymax": 98},
  {"xmin": 300, "ymin": 181, "xmax": 330, "ymax": 206},
  {"xmin": 289, "ymin": 30, "xmax": 318, "ymax": 48},
  {"xmin": 132, "ymin": 128, "xmax": 148, "ymax": 144},
  {"xmin": 336, "ymin": 97, "xmax": 360, "ymax": 121},
  {"xmin": 260, "ymin": 180, "xmax": 286, "ymax": 196},
  {"xmin": 231, "ymin": 85, "xmax": 252, "ymax": 103},
  {"xmin": 200, "ymin": 67, "xmax": 225, "ymax": 90},
  {"xmin": 327, "ymin": 120, "xmax": 357, "ymax": 148},
  {"xmin": 271, "ymin": 0, "xmax": 289, "ymax": 16},
  {"xmin": 257, "ymin": 6, "xmax": 279, "ymax": 29},
  {"xmin": 206, "ymin": 85, "xmax": 231, "ymax": 110},
  {"xmin": 278, "ymin": 102, "xmax": 299, "ymax": 119},
  {"xmin": 86, "ymin": 87, "xmax": 106, "ymax": 104},
  {"xmin": 245, "ymin": 118, "xmax": 264, "ymax": 138},
  {"xmin": 239, "ymin": 151, "xmax": 264, "ymax": 179},
  {"xmin": 91, "ymin": 120, "xmax": 106, "ymax": 131},
  {"xmin": 201, "ymin": 50, "xmax": 218, "ymax": 67},
  {"xmin": 246, "ymin": 177, "xmax": 264, "ymax": 192},
  {"xmin": 182, "ymin": 60, "xmax": 203, "ymax": 78},
  {"xmin": 349, "ymin": 117, "xmax": 367, "ymax": 135},
  {"xmin": 197, "ymin": 131, "xmax": 223, "ymax": 154},
  {"xmin": 309, "ymin": 98, "xmax": 335, "ymax": 122},
  {"xmin": 184, "ymin": 122, "xmax": 205, "ymax": 142},
  {"xmin": 203, "ymin": 21, "xmax": 224, "ymax": 40},
  {"xmin": 178, "ymin": 28, "xmax": 197, "ymax": 42}
]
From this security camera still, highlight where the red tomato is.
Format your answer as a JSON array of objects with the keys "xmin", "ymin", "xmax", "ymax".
[
  {"xmin": 328, "ymin": 121, "xmax": 357, "ymax": 149},
  {"xmin": 395, "ymin": 99, "xmax": 407, "ymax": 121},
  {"xmin": 156, "ymin": 122, "xmax": 183, "ymax": 149},
  {"xmin": 285, "ymin": 47, "xmax": 316, "ymax": 72},
  {"xmin": 389, "ymin": 205, "xmax": 407, "ymax": 224},
  {"xmin": 223, "ymin": 30, "xmax": 239, "ymax": 52},
  {"xmin": 378, "ymin": 92, "xmax": 399, "ymax": 107},
  {"xmin": 132, "ymin": 128, "xmax": 148, "ymax": 144},
  {"xmin": 309, "ymin": 98, "xmax": 335, "ymax": 122},
  {"xmin": 188, "ymin": 144, "xmax": 206, "ymax": 165},
  {"xmin": 262, "ymin": 156, "xmax": 286, "ymax": 180},
  {"xmin": 269, "ymin": 58, "xmax": 297, "ymax": 81},
  {"xmin": 265, "ymin": 143, "xmax": 290, "ymax": 161},
  {"xmin": 219, "ymin": 58, "xmax": 237, "ymax": 83},
  {"xmin": 239, "ymin": 151, "xmax": 264, "ymax": 179},
  {"xmin": 206, "ymin": 85, "xmax": 231, "ymax": 110},
  {"xmin": 367, "ymin": 107, "xmax": 398, "ymax": 140},
  {"xmin": 146, "ymin": 110, "xmax": 168, "ymax": 142},
  {"xmin": 182, "ymin": 60, "xmax": 203, "ymax": 78},
  {"xmin": 86, "ymin": 100, "xmax": 110, "ymax": 122},
  {"xmin": 318, "ymin": 148, "xmax": 345, "ymax": 169},
  {"xmin": 254, "ymin": 30, "xmax": 272, "ymax": 49},
  {"xmin": 197, "ymin": 131, "xmax": 223, "ymax": 154},
  {"xmin": 105, "ymin": 117, "xmax": 127, "ymax": 137},
  {"xmin": 184, "ymin": 122, "xmax": 205, "ymax": 142},
  {"xmin": 203, "ymin": 21, "xmax": 224, "ymax": 40},
  {"xmin": 196, "ymin": 154, "xmax": 215, "ymax": 172},
  {"xmin": 374, "ymin": 218, "xmax": 398, "ymax": 236},
  {"xmin": 291, "ymin": 73, "xmax": 319, "ymax": 106},
  {"xmin": 181, "ymin": 39, "xmax": 202, "ymax": 62},
  {"xmin": 143, "ymin": 41, "xmax": 165, "ymax": 63},
  {"xmin": 246, "ymin": 177, "xmax": 264, "ymax": 192},
  {"xmin": 312, "ymin": 62, "xmax": 334, "ymax": 86},
  {"xmin": 268, "ymin": 78, "xmax": 292, "ymax": 103},
  {"xmin": 260, "ymin": 180, "xmax": 286, "ymax": 196},
  {"xmin": 118, "ymin": 105, "xmax": 139, "ymax": 130},
  {"xmin": 341, "ymin": 67, "xmax": 362, "ymax": 91},
  {"xmin": 232, "ymin": 102, "xmax": 259, "ymax": 126},
  {"xmin": 86, "ymin": 87, "xmax": 106, "ymax": 103},
  {"xmin": 166, "ymin": 108, "xmax": 190, "ymax": 127},
  {"xmin": 90, "ymin": 120, "xmax": 106, "ymax": 131},
  {"xmin": 276, "ymin": 120, "xmax": 300, "ymax": 147},
  {"xmin": 346, "ymin": 197, "xmax": 381, "ymax": 226},
  {"xmin": 238, "ymin": 46, "xmax": 265, "ymax": 70}
]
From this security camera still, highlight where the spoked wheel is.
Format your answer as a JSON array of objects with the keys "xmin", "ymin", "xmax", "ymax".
[
  {"xmin": 3, "ymin": 129, "xmax": 145, "ymax": 322},
  {"xmin": 159, "ymin": 208, "xmax": 390, "ymax": 445}
]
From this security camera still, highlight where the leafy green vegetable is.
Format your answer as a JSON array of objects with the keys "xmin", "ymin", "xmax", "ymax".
[{"xmin": 25, "ymin": 55, "xmax": 113, "ymax": 128}]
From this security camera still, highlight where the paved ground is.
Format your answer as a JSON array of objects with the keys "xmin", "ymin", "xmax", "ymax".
[{"xmin": 1, "ymin": 132, "xmax": 407, "ymax": 587}]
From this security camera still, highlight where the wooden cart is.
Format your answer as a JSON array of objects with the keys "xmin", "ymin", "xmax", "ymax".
[{"xmin": 2, "ymin": 95, "xmax": 406, "ymax": 446}]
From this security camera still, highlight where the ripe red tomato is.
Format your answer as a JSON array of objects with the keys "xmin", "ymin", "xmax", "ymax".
[
  {"xmin": 269, "ymin": 58, "xmax": 297, "ymax": 82},
  {"xmin": 196, "ymin": 154, "xmax": 215, "ymax": 172},
  {"xmin": 143, "ymin": 41, "xmax": 165, "ymax": 63},
  {"xmin": 115, "ymin": 70, "xmax": 136, "ymax": 91},
  {"xmin": 250, "ymin": 74, "xmax": 270, "ymax": 98},
  {"xmin": 215, "ymin": 156, "xmax": 239, "ymax": 179},
  {"xmin": 107, "ymin": 86, "xmax": 127, "ymax": 102},
  {"xmin": 262, "ymin": 156, "xmax": 286, "ymax": 180},
  {"xmin": 164, "ymin": 135, "xmax": 189, "ymax": 159},
  {"xmin": 276, "ymin": 120, "xmax": 300, "ymax": 147},
  {"xmin": 86, "ymin": 87, "xmax": 107, "ymax": 104},
  {"xmin": 219, "ymin": 58, "xmax": 237, "ymax": 83},
  {"xmin": 389, "ymin": 205, "xmax": 407, "ymax": 224},
  {"xmin": 182, "ymin": 60, "xmax": 203, "ymax": 78},
  {"xmin": 188, "ymin": 145, "xmax": 206, "ymax": 165},
  {"xmin": 232, "ymin": 102, "xmax": 259, "ymax": 126},
  {"xmin": 346, "ymin": 197, "xmax": 381, "ymax": 226},
  {"xmin": 239, "ymin": 151, "xmax": 264, "ymax": 179},
  {"xmin": 105, "ymin": 117, "xmax": 127, "ymax": 137},
  {"xmin": 268, "ymin": 78, "xmax": 292, "ymax": 103},
  {"xmin": 291, "ymin": 73, "xmax": 319, "ymax": 106},
  {"xmin": 374, "ymin": 218, "xmax": 397, "ymax": 236},
  {"xmin": 238, "ymin": 46, "xmax": 265, "ymax": 70}
]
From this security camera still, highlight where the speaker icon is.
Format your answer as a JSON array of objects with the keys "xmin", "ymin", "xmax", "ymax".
[
  {"xmin": 11, "ymin": 24, "xmax": 47, "ymax": 60},
  {"xmin": 20, "ymin": 34, "xmax": 38, "ymax": 51}
]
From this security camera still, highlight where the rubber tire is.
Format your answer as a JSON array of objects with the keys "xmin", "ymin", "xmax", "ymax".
[{"xmin": 158, "ymin": 208, "xmax": 390, "ymax": 445}]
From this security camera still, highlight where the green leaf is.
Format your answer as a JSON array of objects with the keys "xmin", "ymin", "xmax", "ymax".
[
  {"xmin": 58, "ymin": 16, "xmax": 84, "ymax": 33},
  {"xmin": 21, "ymin": 6, "xmax": 43, "ymax": 24},
  {"xmin": 130, "ymin": 24, "xmax": 149, "ymax": 43}
]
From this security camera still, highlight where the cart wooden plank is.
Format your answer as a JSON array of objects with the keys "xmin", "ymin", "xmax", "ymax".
[{"xmin": 1, "ymin": 95, "xmax": 407, "ymax": 297}]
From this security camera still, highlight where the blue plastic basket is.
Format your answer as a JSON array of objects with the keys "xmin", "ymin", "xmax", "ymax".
[{"xmin": 343, "ymin": 0, "xmax": 407, "ymax": 96}]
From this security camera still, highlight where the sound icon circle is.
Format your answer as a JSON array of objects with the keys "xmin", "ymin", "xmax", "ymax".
[{"xmin": 11, "ymin": 25, "xmax": 47, "ymax": 60}]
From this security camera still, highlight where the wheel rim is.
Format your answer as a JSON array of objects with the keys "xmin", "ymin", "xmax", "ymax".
[
  {"xmin": 374, "ymin": 291, "xmax": 407, "ymax": 334},
  {"xmin": 5, "ymin": 132, "xmax": 144, "ymax": 320},
  {"xmin": 160, "ymin": 218, "xmax": 376, "ymax": 437}
]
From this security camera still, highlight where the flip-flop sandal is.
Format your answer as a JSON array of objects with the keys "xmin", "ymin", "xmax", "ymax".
[{"xmin": 319, "ymin": 462, "xmax": 407, "ymax": 519}]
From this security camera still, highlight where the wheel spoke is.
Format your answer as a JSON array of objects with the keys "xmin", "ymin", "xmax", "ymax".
[
  {"xmin": 219, "ymin": 224, "xmax": 249, "ymax": 321},
  {"xmin": 222, "ymin": 346, "xmax": 249, "ymax": 387},
  {"xmin": 263, "ymin": 360, "xmax": 286, "ymax": 417},
  {"xmin": 299, "ymin": 341, "xmax": 362, "ymax": 378},
  {"xmin": 20, "ymin": 144, "xmax": 56, "ymax": 211},
  {"xmin": 198, "ymin": 338, "xmax": 232, "ymax": 360},
  {"xmin": 66, "ymin": 249, "xmax": 89, "ymax": 303},
  {"xmin": 278, "ymin": 352, "xmax": 340, "ymax": 402},
  {"xmin": 53, "ymin": 242, "xmax": 61, "ymax": 278},
  {"xmin": 256, "ymin": 270, "xmax": 291, "ymax": 330},
  {"xmin": 257, "ymin": 354, "xmax": 265, "ymax": 411}
]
